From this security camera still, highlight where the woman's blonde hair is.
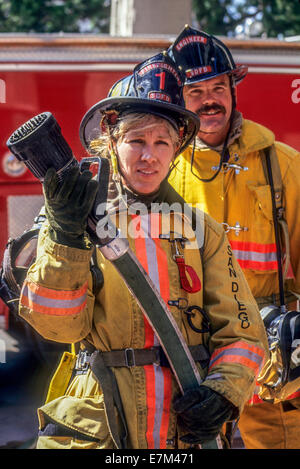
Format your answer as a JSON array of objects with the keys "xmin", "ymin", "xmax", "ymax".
[{"xmin": 89, "ymin": 112, "xmax": 180, "ymax": 157}]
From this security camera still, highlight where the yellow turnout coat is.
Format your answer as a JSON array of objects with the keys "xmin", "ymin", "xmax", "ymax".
[{"xmin": 19, "ymin": 206, "xmax": 268, "ymax": 449}]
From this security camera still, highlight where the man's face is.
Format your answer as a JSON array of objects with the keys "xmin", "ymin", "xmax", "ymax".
[{"xmin": 183, "ymin": 74, "xmax": 234, "ymax": 146}]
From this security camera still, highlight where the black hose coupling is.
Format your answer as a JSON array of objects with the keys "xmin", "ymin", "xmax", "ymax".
[{"xmin": 6, "ymin": 111, "xmax": 78, "ymax": 181}]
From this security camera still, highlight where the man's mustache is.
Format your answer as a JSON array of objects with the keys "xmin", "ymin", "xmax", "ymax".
[{"xmin": 196, "ymin": 104, "xmax": 226, "ymax": 115}]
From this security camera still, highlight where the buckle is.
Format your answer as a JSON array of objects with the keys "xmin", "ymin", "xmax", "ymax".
[
  {"xmin": 75, "ymin": 350, "xmax": 91, "ymax": 371},
  {"xmin": 157, "ymin": 347, "xmax": 169, "ymax": 367},
  {"xmin": 149, "ymin": 347, "xmax": 161, "ymax": 367},
  {"xmin": 212, "ymin": 163, "xmax": 248, "ymax": 174},
  {"xmin": 222, "ymin": 221, "xmax": 248, "ymax": 236},
  {"xmin": 168, "ymin": 297, "xmax": 189, "ymax": 310},
  {"xmin": 124, "ymin": 348, "xmax": 136, "ymax": 367}
]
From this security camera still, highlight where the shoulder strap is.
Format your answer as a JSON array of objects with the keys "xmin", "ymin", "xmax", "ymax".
[
  {"xmin": 261, "ymin": 144, "xmax": 283, "ymax": 211},
  {"xmin": 261, "ymin": 145, "xmax": 290, "ymax": 311},
  {"xmin": 261, "ymin": 145, "xmax": 291, "ymax": 284}
]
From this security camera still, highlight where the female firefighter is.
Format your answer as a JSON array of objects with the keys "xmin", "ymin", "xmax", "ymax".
[{"xmin": 19, "ymin": 52, "xmax": 268, "ymax": 449}]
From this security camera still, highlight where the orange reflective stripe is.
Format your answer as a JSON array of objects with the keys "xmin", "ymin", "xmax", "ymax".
[
  {"xmin": 209, "ymin": 341, "xmax": 265, "ymax": 377},
  {"xmin": 132, "ymin": 213, "xmax": 172, "ymax": 449},
  {"xmin": 159, "ymin": 366, "xmax": 172, "ymax": 448},
  {"xmin": 153, "ymin": 217, "xmax": 172, "ymax": 448},
  {"xmin": 153, "ymin": 213, "xmax": 170, "ymax": 305},
  {"xmin": 210, "ymin": 355, "xmax": 262, "ymax": 375},
  {"xmin": 144, "ymin": 365, "xmax": 156, "ymax": 448},
  {"xmin": 133, "ymin": 218, "xmax": 155, "ymax": 349},
  {"xmin": 211, "ymin": 341, "xmax": 265, "ymax": 360},
  {"xmin": 237, "ymin": 259, "xmax": 278, "ymax": 271},
  {"xmin": 21, "ymin": 293, "xmax": 87, "ymax": 316},
  {"xmin": 24, "ymin": 280, "xmax": 88, "ymax": 300},
  {"xmin": 230, "ymin": 240, "xmax": 278, "ymax": 271},
  {"xmin": 230, "ymin": 241, "xmax": 277, "ymax": 253},
  {"xmin": 20, "ymin": 280, "xmax": 88, "ymax": 316}
]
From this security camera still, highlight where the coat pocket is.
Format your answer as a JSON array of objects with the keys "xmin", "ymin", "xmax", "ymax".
[
  {"xmin": 37, "ymin": 370, "xmax": 114, "ymax": 448},
  {"xmin": 246, "ymin": 183, "xmax": 273, "ymax": 226},
  {"xmin": 233, "ymin": 183, "xmax": 277, "ymax": 274}
]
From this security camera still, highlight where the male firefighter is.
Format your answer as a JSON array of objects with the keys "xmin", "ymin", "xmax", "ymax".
[{"xmin": 168, "ymin": 25, "xmax": 300, "ymax": 449}]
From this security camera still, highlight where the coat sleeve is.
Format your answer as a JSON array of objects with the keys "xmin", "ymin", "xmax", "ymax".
[
  {"xmin": 276, "ymin": 142, "xmax": 300, "ymax": 296},
  {"xmin": 201, "ymin": 213, "xmax": 269, "ymax": 413},
  {"xmin": 19, "ymin": 222, "xmax": 95, "ymax": 344}
]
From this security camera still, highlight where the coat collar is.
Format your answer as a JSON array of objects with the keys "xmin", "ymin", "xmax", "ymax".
[
  {"xmin": 236, "ymin": 118, "xmax": 275, "ymax": 154},
  {"xmin": 193, "ymin": 114, "xmax": 275, "ymax": 155}
]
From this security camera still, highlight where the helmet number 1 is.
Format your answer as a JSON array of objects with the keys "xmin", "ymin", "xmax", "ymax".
[{"xmin": 155, "ymin": 71, "xmax": 166, "ymax": 90}]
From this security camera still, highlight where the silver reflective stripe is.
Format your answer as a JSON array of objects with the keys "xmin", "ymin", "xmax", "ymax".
[
  {"xmin": 210, "ymin": 347, "xmax": 263, "ymax": 368},
  {"xmin": 232, "ymin": 249, "xmax": 277, "ymax": 263},
  {"xmin": 153, "ymin": 366, "xmax": 165, "ymax": 449},
  {"xmin": 22, "ymin": 285, "xmax": 86, "ymax": 309},
  {"xmin": 140, "ymin": 214, "xmax": 168, "ymax": 448},
  {"xmin": 141, "ymin": 215, "xmax": 160, "ymax": 310}
]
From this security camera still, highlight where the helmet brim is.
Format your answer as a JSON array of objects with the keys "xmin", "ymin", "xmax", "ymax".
[
  {"xmin": 233, "ymin": 65, "xmax": 248, "ymax": 84},
  {"xmin": 79, "ymin": 96, "xmax": 199, "ymax": 156}
]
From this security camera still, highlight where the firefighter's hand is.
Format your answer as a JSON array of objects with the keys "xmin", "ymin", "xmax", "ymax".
[
  {"xmin": 173, "ymin": 385, "xmax": 236, "ymax": 445},
  {"xmin": 43, "ymin": 167, "xmax": 98, "ymax": 249}
]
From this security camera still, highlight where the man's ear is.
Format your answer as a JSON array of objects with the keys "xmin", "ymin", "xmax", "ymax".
[{"xmin": 182, "ymin": 85, "xmax": 189, "ymax": 104}]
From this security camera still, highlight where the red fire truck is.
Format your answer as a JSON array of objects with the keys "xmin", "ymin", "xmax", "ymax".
[{"xmin": 0, "ymin": 34, "xmax": 299, "ymax": 335}]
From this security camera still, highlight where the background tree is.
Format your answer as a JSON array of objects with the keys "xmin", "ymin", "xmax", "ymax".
[
  {"xmin": 0, "ymin": 0, "xmax": 111, "ymax": 33},
  {"xmin": 1, "ymin": 0, "xmax": 300, "ymax": 37},
  {"xmin": 192, "ymin": 0, "xmax": 300, "ymax": 38}
]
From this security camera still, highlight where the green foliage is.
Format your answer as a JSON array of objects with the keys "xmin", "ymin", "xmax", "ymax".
[
  {"xmin": 261, "ymin": 0, "xmax": 300, "ymax": 38},
  {"xmin": 192, "ymin": 0, "xmax": 235, "ymax": 36},
  {"xmin": 1, "ymin": 0, "xmax": 300, "ymax": 37},
  {"xmin": 0, "ymin": 0, "xmax": 111, "ymax": 33},
  {"xmin": 192, "ymin": 0, "xmax": 300, "ymax": 38}
]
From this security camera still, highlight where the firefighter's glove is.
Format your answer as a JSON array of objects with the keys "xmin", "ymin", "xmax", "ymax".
[
  {"xmin": 43, "ymin": 167, "xmax": 98, "ymax": 250},
  {"xmin": 173, "ymin": 385, "xmax": 236, "ymax": 445}
]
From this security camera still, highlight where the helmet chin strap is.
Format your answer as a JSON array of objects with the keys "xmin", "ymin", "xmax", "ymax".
[
  {"xmin": 190, "ymin": 75, "xmax": 236, "ymax": 183},
  {"xmin": 106, "ymin": 130, "xmax": 131, "ymax": 211}
]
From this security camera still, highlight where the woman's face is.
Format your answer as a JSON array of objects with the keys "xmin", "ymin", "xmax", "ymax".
[{"xmin": 115, "ymin": 122, "xmax": 176, "ymax": 195}]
